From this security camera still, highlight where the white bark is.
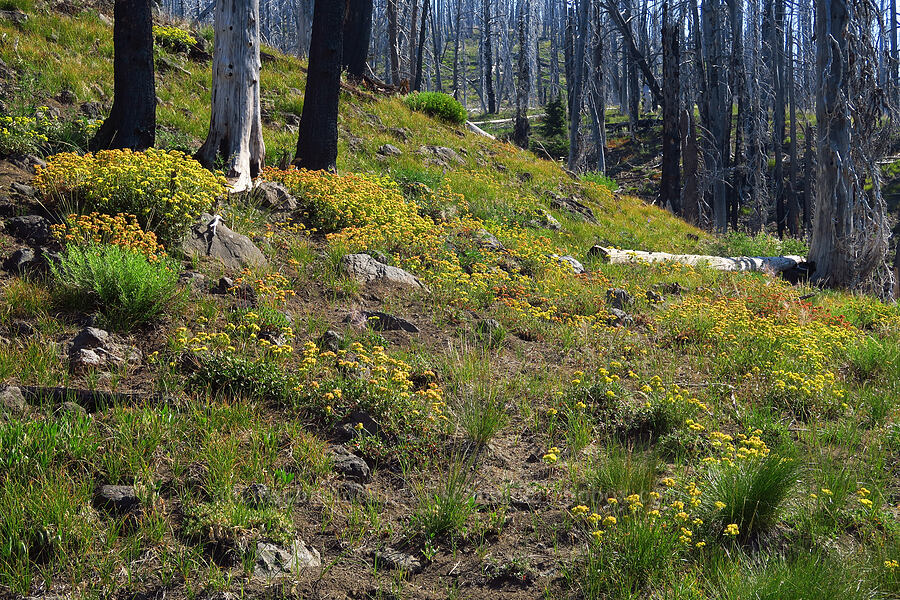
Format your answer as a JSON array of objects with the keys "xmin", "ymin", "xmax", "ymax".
[
  {"xmin": 197, "ymin": 0, "xmax": 265, "ymax": 193},
  {"xmin": 590, "ymin": 246, "xmax": 806, "ymax": 273}
]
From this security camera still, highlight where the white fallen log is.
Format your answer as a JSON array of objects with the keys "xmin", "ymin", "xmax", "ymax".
[
  {"xmin": 465, "ymin": 121, "xmax": 496, "ymax": 140},
  {"xmin": 589, "ymin": 246, "xmax": 807, "ymax": 273}
]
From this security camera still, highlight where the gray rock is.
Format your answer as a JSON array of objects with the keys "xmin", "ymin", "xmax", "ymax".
[
  {"xmin": 10, "ymin": 182, "xmax": 35, "ymax": 198},
  {"xmin": 181, "ymin": 213, "xmax": 267, "ymax": 271},
  {"xmin": 474, "ymin": 228, "xmax": 504, "ymax": 251},
  {"xmin": 179, "ymin": 270, "xmax": 207, "ymax": 288},
  {"xmin": 70, "ymin": 348, "xmax": 104, "ymax": 372},
  {"xmin": 317, "ymin": 329, "xmax": 344, "ymax": 353},
  {"xmin": 80, "ymin": 101, "xmax": 104, "ymax": 119},
  {"xmin": 254, "ymin": 539, "xmax": 321, "ymax": 579},
  {"xmin": 418, "ymin": 145, "xmax": 465, "ymax": 167},
  {"xmin": 329, "ymin": 445, "xmax": 370, "ymax": 483},
  {"xmin": 344, "ymin": 310, "xmax": 419, "ymax": 333},
  {"xmin": 526, "ymin": 210, "xmax": 561, "ymax": 231},
  {"xmin": 210, "ymin": 276, "xmax": 235, "ymax": 295},
  {"xmin": 377, "ymin": 144, "xmax": 402, "ymax": 157},
  {"xmin": 607, "ymin": 288, "xmax": 634, "ymax": 310},
  {"xmin": 374, "ymin": 547, "xmax": 424, "ymax": 574},
  {"xmin": 94, "ymin": 484, "xmax": 139, "ymax": 514},
  {"xmin": 646, "ymin": 289, "xmax": 663, "ymax": 304},
  {"xmin": 4, "ymin": 248, "xmax": 38, "ymax": 274},
  {"xmin": 606, "ymin": 308, "xmax": 634, "ymax": 327},
  {"xmin": 72, "ymin": 327, "xmax": 110, "ymax": 350},
  {"xmin": 55, "ymin": 401, "xmax": 87, "ymax": 417},
  {"xmin": 5, "ymin": 215, "xmax": 51, "ymax": 245},
  {"xmin": 253, "ymin": 181, "xmax": 297, "ymax": 212},
  {"xmin": 340, "ymin": 254, "xmax": 427, "ymax": 290},
  {"xmin": 549, "ymin": 193, "xmax": 597, "ymax": 223},
  {"xmin": 552, "ymin": 255, "xmax": 585, "ymax": 274},
  {"xmin": 242, "ymin": 483, "xmax": 271, "ymax": 508},
  {"xmin": 338, "ymin": 481, "xmax": 370, "ymax": 502},
  {"xmin": 0, "ymin": 10, "xmax": 28, "ymax": 25},
  {"xmin": 0, "ymin": 385, "xmax": 25, "ymax": 415}
]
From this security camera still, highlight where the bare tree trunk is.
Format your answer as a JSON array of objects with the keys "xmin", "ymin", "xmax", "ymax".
[
  {"xmin": 196, "ymin": 0, "xmax": 265, "ymax": 193},
  {"xmin": 567, "ymin": 0, "xmax": 589, "ymax": 169},
  {"xmin": 91, "ymin": 0, "xmax": 156, "ymax": 151},
  {"xmin": 803, "ymin": 123, "xmax": 813, "ymax": 232},
  {"xmin": 343, "ymin": 0, "xmax": 373, "ymax": 80},
  {"xmin": 786, "ymin": 22, "xmax": 801, "ymax": 236},
  {"xmin": 453, "ymin": 0, "xmax": 462, "ymax": 97},
  {"xmin": 414, "ymin": 0, "xmax": 430, "ymax": 90},
  {"xmin": 513, "ymin": 1, "xmax": 531, "ymax": 149},
  {"xmin": 387, "ymin": 0, "xmax": 401, "ymax": 85},
  {"xmin": 701, "ymin": 0, "xmax": 729, "ymax": 232},
  {"xmin": 429, "ymin": 3, "xmax": 444, "ymax": 91},
  {"xmin": 294, "ymin": 0, "xmax": 344, "ymax": 172},
  {"xmin": 659, "ymin": 1, "xmax": 680, "ymax": 213},
  {"xmin": 409, "ymin": 0, "xmax": 420, "ymax": 84},
  {"xmin": 681, "ymin": 108, "xmax": 700, "ymax": 226},
  {"xmin": 728, "ymin": 0, "xmax": 746, "ymax": 230},
  {"xmin": 483, "ymin": 0, "xmax": 496, "ymax": 113},
  {"xmin": 587, "ymin": 0, "xmax": 606, "ymax": 173},
  {"xmin": 773, "ymin": 0, "xmax": 786, "ymax": 236}
]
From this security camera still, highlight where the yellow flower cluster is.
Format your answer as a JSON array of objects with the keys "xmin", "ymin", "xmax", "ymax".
[
  {"xmin": 153, "ymin": 25, "xmax": 197, "ymax": 51},
  {"xmin": 52, "ymin": 212, "xmax": 165, "ymax": 262},
  {"xmin": 232, "ymin": 268, "xmax": 295, "ymax": 308},
  {"xmin": 34, "ymin": 149, "xmax": 227, "ymax": 245},
  {"xmin": 0, "ymin": 114, "xmax": 50, "ymax": 155}
]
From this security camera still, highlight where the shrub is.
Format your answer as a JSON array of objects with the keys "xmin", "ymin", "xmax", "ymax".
[
  {"xmin": 0, "ymin": 114, "xmax": 50, "ymax": 157},
  {"xmin": 153, "ymin": 25, "xmax": 197, "ymax": 52},
  {"xmin": 404, "ymin": 92, "xmax": 467, "ymax": 124},
  {"xmin": 52, "ymin": 213, "xmax": 166, "ymax": 261},
  {"xmin": 34, "ymin": 149, "xmax": 226, "ymax": 246},
  {"xmin": 190, "ymin": 352, "xmax": 297, "ymax": 403},
  {"xmin": 50, "ymin": 244, "xmax": 181, "ymax": 331},
  {"xmin": 582, "ymin": 172, "xmax": 618, "ymax": 192},
  {"xmin": 0, "ymin": 111, "xmax": 100, "ymax": 157},
  {"xmin": 699, "ymin": 231, "xmax": 809, "ymax": 258}
]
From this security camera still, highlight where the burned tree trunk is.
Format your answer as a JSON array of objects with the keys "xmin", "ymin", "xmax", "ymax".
[
  {"xmin": 387, "ymin": 0, "xmax": 401, "ymax": 85},
  {"xmin": 483, "ymin": 0, "xmax": 496, "ymax": 113},
  {"xmin": 196, "ymin": 0, "xmax": 265, "ymax": 192},
  {"xmin": 90, "ymin": 0, "xmax": 156, "ymax": 151},
  {"xmin": 681, "ymin": 108, "xmax": 700, "ymax": 226},
  {"xmin": 294, "ymin": 0, "xmax": 344, "ymax": 172},
  {"xmin": 342, "ymin": 0, "xmax": 373, "ymax": 81},
  {"xmin": 659, "ymin": 2, "xmax": 681, "ymax": 213},
  {"xmin": 513, "ymin": 3, "xmax": 531, "ymax": 149}
]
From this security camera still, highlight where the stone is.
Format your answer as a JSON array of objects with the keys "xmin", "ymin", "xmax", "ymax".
[
  {"xmin": 476, "ymin": 319, "xmax": 502, "ymax": 337},
  {"xmin": 0, "ymin": 10, "xmax": 27, "ymax": 25},
  {"xmin": 549, "ymin": 193, "xmax": 597, "ymax": 223},
  {"xmin": 9, "ymin": 320, "xmax": 35, "ymax": 337},
  {"xmin": 0, "ymin": 385, "xmax": 25, "ymax": 416},
  {"xmin": 179, "ymin": 271, "xmax": 207, "ymax": 288},
  {"xmin": 57, "ymin": 89, "xmax": 76, "ymax": 105},
  {"xmin": 9, "ymin": 154, "xmax": 46, "ymax": 173},
  {"xmin": 181, "ymin": 213, "xmax": 267, "ymax": 271},
  {"xmin": 10, "ymin": 182, "xmax": 35, "ymax": 198},
  {"xmin": 526, "ymin": 210, "xmax": 561, "ymax": 231},
  {"xmin": 94, "ymin": 484, "xmax": 139, "ymax": 514},
  {"xmin": 242, "ymin": 483, "xmax": 271, "ymax": 508},
  {"xmin": 344, "ymin": 310, "xmax": 419, "ymax": 333},
  {"xmin": 210, "ymin": 276, "xmax": 235, "ymax": 295},
  {"xmin": 317, "ymin": 330, "xmax": 344, "ymax": 353},
  {"xmin": 253, "ymin": 181, "xmax": 297, "ymax": 212},
  {"xmin": 418, "ymin": 145, "xmax": 465, "ymax": 167},
  {"xmin": 72, "ymin": 327, "xmax": 110, "ymax": 350},
  {"xmin": 80, "ymin": 101, "xmax": 104, "ymax": 119},
  {"xmin": 552, "ymin": 255, "xmax": 585, "ymax": 274},
  {"xmin": 374, "ymin": 547, "xmax": 424, "ymax": 574},
  {"xmin": 70, "ymin": 348, "xmax": 104, "ymax": 372},
  {"xmin": 5, "ymin": 215, "xmax": 51, "ymax": 246},
  {"xmin": 646, "ymin": 289, "xmax": 663, "ymax": 304},
  {"xmin": 254, "ymin": 540, "xmax": 320, "ymax": 579},
  {"xmin": 340, "ymin": 254, "xmax": 427, "ymax": 290},
  {"xmin": 607, "ymin": 288, "xmax": 634, "ymax": 310},
  {"xmin": 3, "ymin": 248, "xmax": 38, "ymax": 274},
  {"xmin": 329, "ymin": 445, "xmax": 370, "ymax": 483},
  {"xmin": 377, "ymin": 144, "xmax": 402, "ymax": 157},
  {"xmin": 338, "ymin": 481, "xmax": 370, "ymax": 502},
  {"xmin": 55, "ymin": 401, "xmax": 87, "ymax": 417},
  {"xmin": 473, "ymin": 228, "xmax": 504, "ymax": 251},
  {"xmin": 606, "ymin": 308, "xmax": 634, "ymax": 327}
]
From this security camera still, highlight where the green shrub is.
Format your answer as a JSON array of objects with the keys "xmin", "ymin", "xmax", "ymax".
[
  {"xmin": 50, "ymin": 245, "xmax": 181, "ymax": 331},
  {"xmin": 582, "ymin": 172, "xmax": 618, "ymax": 192},
  {"xmin": 541, "ymin": 94, "xmax": 568, "ymax": 139},
  {"xmin": 404, "ymin": 92, "xmax": 467, "ymax": 124},
  {"xmin": 190, "ymin": 352, "xmax": 297, "ymax": 403},
  {"xmin": 153, "ymin": 25, "xmax": 197, "ymax": 53},
  {"xmin": 34, "ymin": 149, "xmax": 227, "ymax": 246}
]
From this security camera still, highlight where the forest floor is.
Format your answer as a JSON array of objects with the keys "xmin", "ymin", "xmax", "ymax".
[{"xmin": 0, "ymin": 3, "xmax": 899, "ymax": 600}]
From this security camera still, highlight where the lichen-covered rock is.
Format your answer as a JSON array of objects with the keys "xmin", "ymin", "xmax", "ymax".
[
  {"xmin": 340, "ymin": 253, "xmax": 427, "ymax": 290},
  {"xmin": 181, "ymin": 213, "xmax": 267, "ymax": 270}
]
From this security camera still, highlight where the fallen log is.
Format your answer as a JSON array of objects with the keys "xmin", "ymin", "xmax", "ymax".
[
  {"xmin": 589, "ymin": 246, "xmax": 808, "ymax": 274},
  {"xmin": 465, "ymin": 121, "xmax": 496, "ymax": 140}
]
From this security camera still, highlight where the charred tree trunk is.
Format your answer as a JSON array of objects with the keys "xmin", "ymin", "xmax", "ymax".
[
  {"xmin": 567, "ymin": 0, "xmax": 589, "ymax": 169},
  {"xmin": 90, "ymin": 0, "xmax": 156, "ymax": 151},
  {"xmin": 786, "ymin": 23, "xmax": 801, "ymax": 236},
  {"xmin": 196, "ymin": 0, "xmax": 265, "ymax": 192},
  {"xmin": 343, "ymin": 0, "xmax": 373, "ymax": 80},
  {"xmin": 294, "ymin": 0, "xmax": 344, "ymax": 172},
  {"xmin": 587, "ymin": 0, "xmax": 606, "ymax": 173},
  {"xmin": 681, "ymin": 108, "xmax": 700, "ymax": 226},
  {"xmin": 483, "ymin": 0, "xmax": 496, "ymax": 113},
  {"xmin": 414, "ymin": 0, "xmax": 430, "ymax": 91},
  {"xmin": 773, "ymin": 0, "xmax": 786, "ymax": 237},
  {"xmin": 659, "ymin": 2, "xmax": 681, "ymax": 213},
  {"xmin": 701, "ymin": 0, "xmax": 729, "ymax": 232},
  {"xmin": 453, "ymin": 0, "xmax": 462, "ymax": 97},
  {"xmin": 387, "ymin": 0, "xmax": 401, "ymax": 85},
  {"xmin": 803, "ymin": 123, "xmax": 814, "ymax": 232},
  {"xmin": 513, "ymin": 3, "xmax": 531, "ymax": 149}
]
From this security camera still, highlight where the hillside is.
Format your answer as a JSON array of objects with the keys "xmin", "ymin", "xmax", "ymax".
[{"xmin": 0, "ymin": 4, "xmax": 899, "ymax": 600}]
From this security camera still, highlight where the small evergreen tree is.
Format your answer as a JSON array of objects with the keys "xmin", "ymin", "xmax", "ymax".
[{"xmin": 542, "ymin": 93, "xmax": 568, "ymax": 139}]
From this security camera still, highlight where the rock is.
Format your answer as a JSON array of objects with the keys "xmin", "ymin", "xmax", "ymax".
[
  {"xmin": 374, "ymin": 548, "xmax": 424, "ymax": 574},
  {"xmin": 426, "ymin": 204, "xmax": 459, "ymax": 222},
  {"xmin": 606, "ymin": 288, "xmax": 634, "ymax": 310},
  {"xmin": 337, "ymin": 410, "xmax": 379, "ymax": 438},
  {"xmin": 10, "ymin": 182, "xmax": 35, "ymax": 199},
  {"xmin": 179, "ymin": 270, "xmax": 207, "ymax": 289},
  {"xmin": 549, "ymin": 193, "xmax": 597, "ymax": 223},
  {"xmin": 210, "ymin": 276, "xmax": 235, "ymax": 295},
  {"xmin": 9, "ymin": 154, "xmax": 46, "ymax": 173},
  {"xmin": 242, "ymin": 483, "xmax": 271, "ymax": 508},
  {"xmin": 94, "ymin": 484, "xmax": 139, "ymax": 515},
  {"xmin": 338, "ymin": 481, "xmax": 370, "ymax": 502},
  {"xmin": 646, "ymin": 289, "xmax": 663, "ymax": 304},
  {"xmin": 329, "ymin": 445, "xmax": 370, "ymax": 483},
  {"xmin": 526, "ymin": 210, "xmax": 561, "ymax": 231},
  {"xmin": 72, "ymin": 327, "xmax": 110, "ymax": 350},
  {"xmin": 476, "ymin": 319, "xmax": 502, "ymax": 337},
  {"xmin": 181, "ymin": 213, "xmax": 267, "ymax": 271},
  {"xmin": 552, "ymin": 255, "xmax": 585, "ymax": 274},
  {"xmin": 55, "ymin": 401, "xmax": 87, "ymax": 417},
  {"xmin": 254, "ymin": 540, "xmax": 321, "ymax": 579},
  {"xmin": 473, "ymin": 228, "xmax": 504, "ymax": 251},
  {"xmin": 606, "ymin": 308, "xmax": 634, "ymax": 327},
  {"xmin": 0, "ymin": 10, "xmax": 27, "ymax": 25},
  {"xmin": 418, "ymin": 145, "xmax": 465, "ymax": 167},
  {"xmin": 3, "ymin": 248, "xmax": 38, "ymax": 274},
  {"xmin": 9, "ymin": 320, "xmax": 35, "ymax": 337},
  {"xmin": 80, "ymin": 101, "xmax": 104, "ymax": 119},
  {"xmin": 344, "ymin": 310, "xmax": 419, "ymax": 333},
  {"xmin": 57, "ymin": 89, "xmax": 76, "ymax": 105},
  {"xmin": 377, "ymin": 144, "xmax": 402, "ymax": 157},
  {"xmin": 340, "ymin": 254, "xmax": 427, "ymax": 291},
  {"xmin": 284, "ymin": 113, "xmax": 300, "ymax": 126},
  {"xmin": 317, "ymin": 330, "xmax": 344, "ymax": 353},
  {"xmin": 0, "ymin": 385, "xmax": 25, "ymax": 416},
  {"xmin": 252, "ymin": 181, "xmax": 297, "ymax": 212},
  {"xmin": 6, "ymin": 215, "xmax": 51, "ymax": 246},
  {"xmin": 70, "ymin": 348, "xmax": 104, "ymax": 372}
]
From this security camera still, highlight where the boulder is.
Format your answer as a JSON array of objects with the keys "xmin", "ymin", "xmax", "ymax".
[
  {"xmin": 0, "ymin": 385, "xmax": 25, "ymax": 416},
  {"xmin": 549, "ymin": 193, "xmax": 597, "ymax": 223},
  {"xmin": 181, "ymin": 213, "xmax": 267, "ymax": 270},
  {"xmin": 607, "ymin": 288, "xmax": 634, "ymax": 310},
  {"xmin": 418, "ymin": 145, "xmax": 465, "ymax": 167},
  {"xmin": 317, "ymin": 329, "xmax": 344, "ymax": 353},
  {"xmin": 94, "ymin": 484, "xmax": 140, "ymax": 515},
  {"xmin": 526, "ymin": 210, "xmax": 561, "ymax": 231},
  {"xmin": 377, "ymin": 144, "xmax": 402, "ymax": 157},
  {"xmin": 252, "ymin": 181, "xmax": 297, "ymax": 212},
  {"xmin": 343, "ymin": 310, "xmax": 419, "ymax": 333},
  {"xmin": 340, "ymin": 254, "xmax": 427, "ymax": 291},
  {"xmin": 552, "ymin": 255, "xmax": 585, "ymax": 274},
  {"xmin": 254, "ymin": 540, "xmax": 321, "ymax": 579},
  {"xmin": 5, "ymin": 215, "xmax": 51, "ymax": 245},
  {"xmin": 473, "ymin": 228, "xmax": 504, "ymax": 251},
  {"xmin": 606, "ymin": 308, "xmax": 634, "ymax": 327},
  {"xmin": 329, "ymin": 445, "xmax": 371, "ymax": 483}
]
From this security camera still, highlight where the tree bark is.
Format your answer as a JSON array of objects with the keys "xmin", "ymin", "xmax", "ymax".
[
  {"xmin": 659, "ymin": 2, "xmax": 680, "ymax": 213},
  {"xmin": 567, "ymin": 0, "xmax": 589, "ymax": 169},
  {"xmin": 453, "ymin": 0, "xmax": 462, "ymax": 97},
  {"xmin": 786, "ymin": 22, "xmax": 801, "ymax": 236},
  {"xmin": 196, "ymin": 0, "xmax": 265, "ymax": 193},
  {"xmin": 294, "ymin": 0, "xmax": 345, "ymax": 172},
  {"xmin": 90, "ymin": 0, "xmax": 156, "ymax": 151},
  {"xmin": 483, "ymin": 0, "xmax": 496, "ymax": 113},
  {"xmin": 387, "ymin": 0, "xmax": 401, "ymax": 85},
  {"xmin": 773, "ymin": 0, "xmax": 786, "ymax": 236},
  {"xmin": 343, "ymin": 0, "xmax": 373, "ymax": 80},
  {"xmin": 513, "ymin": 2, "xmax": 531, "ymax": 149},
  {"xmin": 681, "ymin": 108, "xmax": 700, "ymax": 226},
  {"xmin": 414, "ymin": 0, "xmax": 430, "ymax": 91}
]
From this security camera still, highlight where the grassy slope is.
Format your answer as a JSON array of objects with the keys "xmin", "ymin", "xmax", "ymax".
[{"xmin": 0, "ymin": 6, "xmax": 899, "ymax": 600}]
